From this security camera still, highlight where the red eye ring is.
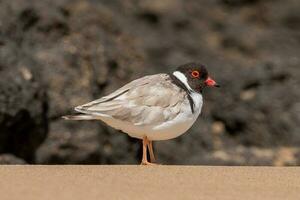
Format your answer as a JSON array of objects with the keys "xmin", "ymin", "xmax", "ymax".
[{"xmin": 191, "ymin": 70, "xmax": 200, "ymax": 78}]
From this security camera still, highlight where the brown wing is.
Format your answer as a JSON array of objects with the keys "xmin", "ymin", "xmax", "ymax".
[{"xmin": 75, "ymin": 74, "xmax": 186, "ymax": 126}]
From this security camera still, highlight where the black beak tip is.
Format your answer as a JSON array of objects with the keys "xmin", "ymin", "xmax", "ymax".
[{"xmin": 215, "ymin": 84, "xmax": 221, "ymax": 88}]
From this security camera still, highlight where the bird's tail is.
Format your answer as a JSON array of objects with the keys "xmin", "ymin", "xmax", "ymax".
[{"xmin": 62, "ymin": 114, "xmax": 98, "ymax": 120}]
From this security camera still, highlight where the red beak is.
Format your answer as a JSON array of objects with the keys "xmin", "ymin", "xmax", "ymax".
[{"xmin": 205, "ymin": 77, "xmax": 220, "ymax": 87}]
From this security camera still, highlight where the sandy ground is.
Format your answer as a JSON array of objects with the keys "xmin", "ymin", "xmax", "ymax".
[{"xmin": 0, "ymin": 166, "xmax": 299, "ymax": 200}]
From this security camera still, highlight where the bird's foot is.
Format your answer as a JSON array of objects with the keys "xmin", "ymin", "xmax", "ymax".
[{"xmin": 140, "ymin": 161, "xmax": 160, "ymax": 166}]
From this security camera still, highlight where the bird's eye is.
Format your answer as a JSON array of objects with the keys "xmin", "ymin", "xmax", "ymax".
[{"xmin": 191, "ymin": 70, "xmax": 200, "ymax": 78}]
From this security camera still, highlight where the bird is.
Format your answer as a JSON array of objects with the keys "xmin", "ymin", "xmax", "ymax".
[{"xmin": 63, "ymin": 62, "xmax": 219, "ymax": 165}]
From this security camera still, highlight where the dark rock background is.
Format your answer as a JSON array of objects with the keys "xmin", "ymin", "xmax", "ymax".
[{"xmin": 0, "ymin": 0, "xmax": 299, "ymax": 165}]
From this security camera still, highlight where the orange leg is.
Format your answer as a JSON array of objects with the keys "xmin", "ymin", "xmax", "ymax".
[
  {"xmin": 147, "ymin": 141, "xmax": 156, "ymax": 163},
  {"xmin": 140, "ymin": 137, "xmax": 158, "ymax": 165}
]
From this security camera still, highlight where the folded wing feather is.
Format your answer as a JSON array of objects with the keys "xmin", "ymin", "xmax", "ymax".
[{"xmin": 75, "ymin": 74, "xmax": 186, "ymax": 126}]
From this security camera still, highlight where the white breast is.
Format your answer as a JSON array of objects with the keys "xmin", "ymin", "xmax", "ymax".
[
  {"xmin": 143, "ymin": 70, "xmax": 204, "ymax": 140},
  {"xmin": 145, "ymin": 92, "xmax": 202, "ymax": 140}
]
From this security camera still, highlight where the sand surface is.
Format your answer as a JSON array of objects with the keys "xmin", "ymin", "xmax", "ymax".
[{"xmin": 0, "ymin": 165, "xmax": 299, "ymax": 200}]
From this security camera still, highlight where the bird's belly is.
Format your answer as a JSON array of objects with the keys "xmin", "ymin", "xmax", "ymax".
[
  {"xmin": 147, "ymin": 102, "xmax": 202, "ymax": 140},
  {"xmin": 100, "ymin": 108, "xmax": 200, "ymax": 141},
  {"xmin": 146, "ymin": 118, "xmax": 196, "ymax": 141}
]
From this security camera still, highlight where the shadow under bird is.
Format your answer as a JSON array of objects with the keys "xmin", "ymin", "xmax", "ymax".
[{"xmin": 63, "ymin": 62, "xmax": 220, "ymax": 165}]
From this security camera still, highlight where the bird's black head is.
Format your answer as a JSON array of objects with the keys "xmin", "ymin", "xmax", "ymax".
[{"xmin": 172, "ymin": 62, "xmax": 220, "ymax": 93}]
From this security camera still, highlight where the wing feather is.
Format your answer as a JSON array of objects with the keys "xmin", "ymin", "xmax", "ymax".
[{"xmin": 75, "ymin": 74, "xmax": 186, "ymax": 125}]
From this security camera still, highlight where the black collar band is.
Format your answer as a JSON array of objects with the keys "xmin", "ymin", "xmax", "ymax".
[{"xmin": 170, "ymin": 73, "xmax": 195, "ymax": 113}]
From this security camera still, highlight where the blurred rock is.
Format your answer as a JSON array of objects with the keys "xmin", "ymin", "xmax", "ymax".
[
  {"xmin": 36, "ymin": 120, "xmax": 101, "ymax": 164},
  {"xmin": 36, "ymin": 120, "xmax": 140, "ymax": 164},
  {"xmin": 0, "ymin": 0, "xmax": 299, "ymax": 165},
  {"xmin": 0, "ymin": 154, "xmax": 26, "ymax": 164},
  {"xmin": 0, "ymin": 67, "xmax": 47, "ymax": 163}
]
